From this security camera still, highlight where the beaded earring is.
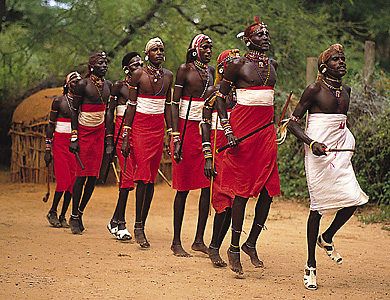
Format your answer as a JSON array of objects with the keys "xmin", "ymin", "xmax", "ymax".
[
  {"xmin": 90, "ymin": 67, "xmax": 94, "ymax": 72},
  {"xmin": 163, "ymin": 56, "xmax": 166, "ymax": 61},
  {"xmin": 246, "ymin": 41, "xmax": 251, "ymax": 47},
  {"xmin": 145, "ymin": 55, "xmax": 149, "ymax": 61},
  {"xmin": 321, "ymin": 67, "xmax": 327, "ymax": 74},
  {"xmin": 124, "ymin": 69, "xmax": 129, "ymax": 74},
  {"xmin": 219, "ymin": 68, "xmax": 224, "ymax": 74},
  {"xmin": 192, "ymin": 51, "xmax": 197, "ymax": 56}
]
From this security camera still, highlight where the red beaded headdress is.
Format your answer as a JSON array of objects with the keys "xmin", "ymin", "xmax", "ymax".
[
  {"xmin": 86, "ymin": 52, "xmax": 107, "ymax": 77},
  {"xmin": 186, "ymin": 34, "xmax": 212, "ymax": 63}
]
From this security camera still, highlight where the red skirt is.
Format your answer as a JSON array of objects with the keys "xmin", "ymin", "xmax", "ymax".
[
  {"xmin": 77, "ymin": 123, "xmax": 105, "ymax": 177},
  {"xmin": 221, "ymin": 105, "xmax": 280, "ymax": 198},
  {"xmin": 115, "ymin": 115, "xmax": 135, "ymax": 190},
  {"xmin": 172, "ymin": 119, "xmax": 210, "ymax": 191},
  {"xmin": 211, "ymin": 130, "xmax": 234, "ymax": 213},
  {"xmin": 53, "ymin": 132, "xmax": 76, "ymax": 192},
  {"xmin": 132, "ymin": 112, "xmax": 164, "ymax": 184}
]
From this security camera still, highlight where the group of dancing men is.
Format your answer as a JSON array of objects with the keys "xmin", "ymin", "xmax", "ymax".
[{"xmin": 43, "ymin": 17, "xmax": 368, "ymax": 290}]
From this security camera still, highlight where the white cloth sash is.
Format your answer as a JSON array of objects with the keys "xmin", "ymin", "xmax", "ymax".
[
  {"xmin": 236, "ymin": 87, "xmax": 274, "ymax": 106},
  {"xmin": 136, "ymin": 95, "xmax": 165, "ymax": 115},
  {"xmin": 116, "ymin": 105, "xmax": 126, "ymax": 117},
  {"xmin": 78, "ymin": 111, "xmax": 105, "ymax": 127},
  {"xmin": 179, "ymin": 98, "xmax": 204, "ymax": 121},
  {"xmin": 55, "ymin": 120, "xmax": 71, "ymax": 134},
  {"xmin": 305, "ymin": 113, "xmax": 368, "ymax": 214}
]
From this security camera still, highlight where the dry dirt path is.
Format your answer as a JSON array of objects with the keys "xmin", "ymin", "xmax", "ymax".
[{"xmin": 0, "ymin": 172, "xmax": 389, "ymax": 299}]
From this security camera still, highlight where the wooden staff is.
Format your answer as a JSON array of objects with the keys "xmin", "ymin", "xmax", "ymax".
[
  {"xmin": 102, "ymin": 106, "xmax": 127, "ymax": 183},
  {"xmin": 276, "ymin": 91, "xmax": 293, "ymax": 134},
  {"xmin": 209, "ymin": 115, "xmax": 218, "ymax": 215},
  {"xmin": 75, "ymin": 152, "xmax": 84, "ymax": 170},
  {"xmin": 43, "ymin": 165, "xmax": 50, "ymax": 202},
  {"xmin": 175, "ymin": 95, "xmax": 193, "ymax": 163},
  {"xmin": 111, "ymin": 161, "xmax": 120, "ymax": 184},
  {"xmin": 216, "ymin": 121, "xmax": 274, "ymax": 153},
  {"xmin": 158, "ymin": 169, "xmax": 172, "ymax": 187},
  {"xmin": 326, "ymin": 148, "xmax": 355, "ymax": 152}
]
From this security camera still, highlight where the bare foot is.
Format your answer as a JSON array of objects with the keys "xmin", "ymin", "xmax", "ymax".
[
  {"xmin": 242, "ymin": 243, "xmax": 264, "ymax": 268},
  {"xmin": 191, "ymin": 242, "xmax": 209, "ymax": 255},
  {"xmin": 208, "ymin": 247, "xmax": 227, "ymax": 267},
  {"xmin": 227, "ymin": 249, "xmax": 243, "ymax": 275},
  {"xmin": 171, "ymin": 244, "xmax": 192, "ymax": 257},
  {"xmin": 134, "ymin": 227, "xmax": 150, "ymax": 248}
]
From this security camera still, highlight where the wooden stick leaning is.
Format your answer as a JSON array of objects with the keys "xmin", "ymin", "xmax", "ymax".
[
  {"xmin": 276, "ymin": 90, "xmax": 293, "ymax": 134},
  {"xmin": 176, "ymin": 95, "xmax": 193, "ymax": 162},
  {"xmin": 75, "ymin": 152, "xmax": 84, "ymax": 170},
  {"xmin": 158, "ymin": 169, "xmax": 172, "ymax": 187},
  {"xmin": 216, "ymin": 121, "xmax": 274, "ymax": 153},
  {"xmin": 209, "ymin": 115, "xmax": 218, "ymax": 215},
  {"xmin": 102, "ymin": 106, "xmax": 127, "ymax": 183},
  {"xmin": 43, "ymin": 165, "xmax": 50, "ymax": 202}
]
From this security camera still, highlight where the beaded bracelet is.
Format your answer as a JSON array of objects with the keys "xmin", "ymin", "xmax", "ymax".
[
  {"xmin": 290, "ymin": 115, "xmax": 299, "ymax": 122},
  {"xmin": 126, "ymin": 99, "xmax": 137, "ymax": 106},
  {"xmin": 45, "ymin": 138, "xmax": 52, "ymax": 150},
  {"xmin": 166, "ymin": 128, "xmax": 172, "ymax": 135},
  {"xmin": 215, "ymin": 90, "xmax": 227, "ymax": 100},
  {"xmin": 202, "ymin": 143, "xmax": 212, "ymax": 159},
  {"xmin": 175, "ymin": 84, "xmax": 183, "ymax": 88},
  {"xmin": 172, "ymin": 131, "xmax": 180, "ymax": 143},
  {"xmin": 71, "ymin": 130, "xmax": 78, "ymax": 142},
  {"xmin": 123, "ymin": 126, "xmax": 131, "ymax": 138},
  {"xmin": 220, "ymin": 118, "xmax": 233, "ymax": 136},
  {"xmin": 309, "ymin": 140, "xmax": 318, "ymax": 149},
  {"xmin": 172, "ymin": 100, "xmax": 180, "ymax": 105}
]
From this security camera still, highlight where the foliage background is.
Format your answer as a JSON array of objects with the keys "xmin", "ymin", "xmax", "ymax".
[{"xmin": 1, "ymin": 0, "xmax": 389, "ymax": 205}]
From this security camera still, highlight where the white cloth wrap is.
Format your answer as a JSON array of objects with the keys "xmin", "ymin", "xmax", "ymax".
[
  {"xmin": 116, "ymin": 105, "xmax": 126, "ymax": 117},
  {"xmin": 236, "ymin": 87, "xmax": 274, "ymax": 106},
  {"xmin": 179, "ymin": 98, "xmax": 204, "ymax": 121},
  {"xmin": 305, "ymin": 113, "xmax": 368, "ymax": 214},
  {"xmin": 136, "ymin": 96, "xmax": 165, "ymax": 115},
  {"xmin": 211, "ymin": 110, "xmax": 232, "ymax": 130},
  {"xmin": 55, "ymin": 120, "xmax": 71, "ymax": 134},
  {"xmin": 78, "ymin": 111, "xmax": 105, "ymax": 127}
]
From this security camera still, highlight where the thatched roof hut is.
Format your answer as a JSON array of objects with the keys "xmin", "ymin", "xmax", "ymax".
[{"xmin": 9, "ymin": 87, "xmax": 62, "ymax": 183}]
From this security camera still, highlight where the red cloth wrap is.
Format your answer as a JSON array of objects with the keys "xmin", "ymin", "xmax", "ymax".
[
  {"xmin": 211, "ymin": 129, "xmax": 234, "ymax": 213},
  {"xmin": 221, "ymin": 104, "xmax": 280, "ymax": 198},
  {"xmin": 76, "ymin": 104, "xmax": 105, "ymax": 177},
  {"xmin": 53, "ymin": 119, "xmax": 76, "ymax": 192},
  {"xmin": 132, "ymin": 111, "xmax": 164, "ymax": 184},
  {"xmin": 172, "ymin": 119, "xmax": 210, "ymax": 191},
  {"xmin": 115, "ymin": 115, "xmax": 135, "ymax": 190}
]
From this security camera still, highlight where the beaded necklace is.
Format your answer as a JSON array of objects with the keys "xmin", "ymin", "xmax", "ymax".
[
  {"xmin": 145, "ymin": 64, "xmax": 165, "ymax": 96},
  {"xmin": 193, "ymin": 61, "xmax": 210, "ymax": 98},
  {"xmin": 89, "ymin": 74, "xmax": 105, "ymax": 104},
  {"xmin": 245, "ymin": 50, "xmax": 268, "ymax": 67},
  {"xmin": 146, "ymin": 63, "xmax": 163, "ymax": 82},
  {"xmin": 325, "ymin": 76, "xmax": 341, "ymax": 83},
  {"xmin": 124, "ymin": 76, "xmax": 132, "ymax": 89},
  {"xmin": 65, "ymin": 94, "xmax": 73, "ymax": 111},
  {"xmin": 322, "ymin": 79, "xmax": 343, "ymax": 113},
  {"xmin": 248, "ymin": 58, "xmax": 270, "ymax": 86}
]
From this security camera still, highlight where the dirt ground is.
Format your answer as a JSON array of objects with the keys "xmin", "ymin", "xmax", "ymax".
[{"xmin": 0, "ymin": 170, "xmax": 389, "ymax": 300}]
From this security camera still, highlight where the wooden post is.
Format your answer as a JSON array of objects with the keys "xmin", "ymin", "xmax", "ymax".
[
  {"xmin": 363, "ymin": 41, "xmax": 375, "ymax": 89},
  {"xmin": 306, "ymin": 57, "xmax": 318, "ymax": 86}
]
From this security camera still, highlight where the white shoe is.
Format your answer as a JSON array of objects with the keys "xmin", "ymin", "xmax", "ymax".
[
  {"xmin": 107, "ymin": 222, "xmax": 118, "ymax": 236},
  {"xmin": 116, "ymin": 228, "xmax": 132, "ymax": 240},
  {"xmin": 304, "ymin": 265, "xmax": 317, "ymax": 290},
  {"xmin": 317, "ymin": 234, "xmax": 343, "ymax": 264}
]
